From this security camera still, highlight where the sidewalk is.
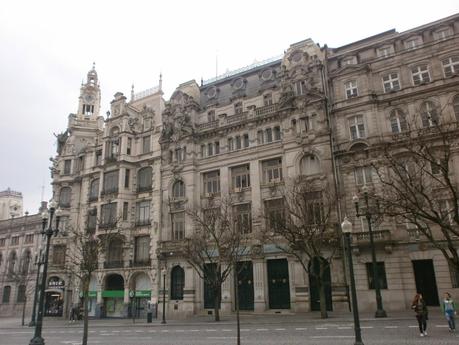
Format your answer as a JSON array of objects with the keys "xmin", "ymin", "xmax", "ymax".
[{"xmin": 0, "ymin": 309, "xmax": 444, "ymax": 330}]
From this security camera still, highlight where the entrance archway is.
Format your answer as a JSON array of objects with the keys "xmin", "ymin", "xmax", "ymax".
[
  {"xmin": 309, "ymin": 257, "xmax": 332, "ymax": 311},
  {"xmin": 45, "ymin": 276, "xmax": 65, "ymax": 316},
  {"xmin": 103, "ymin": 274, "xmax": 124, "ymax": 317},
  {"xmin": 129, "ymin": 272, "xmax": 151, "ymax": 318}
]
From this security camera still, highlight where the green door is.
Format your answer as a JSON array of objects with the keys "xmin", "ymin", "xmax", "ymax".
[
  {"xmin": 309, "ymin": 257, "xmax": 333, "ymax": 311},
  {"xmin": 267, "ymin": 259, "xmax": 290, "ymax": 309},
  {"xmin": 237, "ymin": 261, "xmax": 254, "ymax": 310}
]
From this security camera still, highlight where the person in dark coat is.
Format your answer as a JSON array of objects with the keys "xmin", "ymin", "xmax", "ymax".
[{"xmin": 412, "ymin": 293, "xmax": 428, "ymax": 337}]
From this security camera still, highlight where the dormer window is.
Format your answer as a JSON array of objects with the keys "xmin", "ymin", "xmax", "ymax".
[
  {"xmin": 234, "ymin": 102, "xmax": 243, "ymax": 114},
  {"xmin": 433, "ymin": 27, "xmax": 453, "ymax": 41},
  {"xmin": 342, "ymin": 56, "xmax": 357, "ymax": 66},
  {"xmin": 263, "ymin": 93, "xmax": 273, "ymax": 106},
  {"xmin": 207, "ymin": 110, "xmax": 215, "ymax": 122},
  {"xmin": 377, "ymin": 45, "xmax": 394, "ymax": 58},
  {"xmin": 404, "ymin": 36, "xmax": 423, "ymax": 50}
]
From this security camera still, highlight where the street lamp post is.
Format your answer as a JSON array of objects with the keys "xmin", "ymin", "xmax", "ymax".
[
  {"xmin": 29, "ymin": 200, "xmax": 62, "ymax": 345},
  {"xmin": 353, "ymin": 185, "xmax": 387, "ymax": 318},
  {"xmin": 342, "ymin": 217, "xmax": 364, "ymax": 345},
  {"xmin": 161, "ymin": 268, "xmax": 167, "ymax": 324},
  {"xmin": 29, "ymin": 237, "xmax": 45, "ymax": 327}
]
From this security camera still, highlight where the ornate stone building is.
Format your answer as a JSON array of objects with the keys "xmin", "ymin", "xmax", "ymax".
[
  {"xmin": 43, "ymin": 13, "xmax": 459, "ymax": 319},
  {"xmin": 0, "ymin": 188, "xmax": 23, "ymax": 220},
  {"xmin": 0, "ymin": 203, "xmax": 46, "ymax": 317}
]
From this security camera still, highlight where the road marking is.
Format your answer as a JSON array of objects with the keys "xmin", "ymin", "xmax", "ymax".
[
  {"xmin": 361, "ymin": 326, "xmax": 373, "ymax": 329},
  {"xmin": 338, "ymin": 326, "xmax": 352, "ymax": 329},
  {"xmin": 256, "ymin": 328, "xmax": 269, "ymax": 331},
  {"xmin": 295, "ymin": 327, "xmax": 307, "ymax": 331},
  {"xmin": 385, "ymin": 326, "xmax": 398, "ymax": 329},
  {"xmin": 311, "ymin": 335, "xmax": 354, "ymax": 339},
  {"xmin": 275, "ymin": 328, "xmax": 286, "ymax": 331},
  {"xmin": 409, "ymin": 326, "xmax": 418, "ymax": 328},
  {"xmin": 435, "ymin": 325, "xmax": 449, "ymax": 328},
  {"xmin": 190, "ymin": 329, "xmax": 199, "ymax": 332},
  {"xmin": 135, "ymin": 330, "xmax": 144, "ymax": 332},
  {"xmin": 316, "ymin": 327, "xmax": 328, "ymax": 330}
]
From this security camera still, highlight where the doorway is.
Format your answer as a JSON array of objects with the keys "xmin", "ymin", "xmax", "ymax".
[
  {"xmin": 309, "ymin": 257, "xmax": 333, "ymax": 311},
  {"xmin": 412, "ymin": 259, "xmax": 439, "ymax": 306},
  {"xmin": 236, "ymin": 261, "xmax": 254, "ymax": 311},
  {"xmin": 267, "ymin": 259, "xmax": 290, "ymax": 309}
]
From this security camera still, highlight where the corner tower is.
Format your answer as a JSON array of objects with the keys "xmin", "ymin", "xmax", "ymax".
[{"xmin": 77, "ymin": 63, "xmax": 101, "ymax": 120}]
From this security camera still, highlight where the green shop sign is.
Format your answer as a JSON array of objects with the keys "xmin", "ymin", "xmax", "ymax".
[
  {"xmin": 79, "ymin": 291, "xmax": 97, "ymax": 298},
  {"xmin": 101, "ymin": 290, "xmax": 124, "ymax": 298},
  {"xmin": 135, "ymin": 290, "xmax": 151, "ymax": 298}
]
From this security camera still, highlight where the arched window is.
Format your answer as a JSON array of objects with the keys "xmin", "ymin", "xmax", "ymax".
[
  {"xmin": 2, "ymin": 286, "xmax": 11, "ymax": 303},
  {"xmin": 389, "ymin": 108, "xmax": 407, "ymax": 133},
  {"xmin": 21, "ymin": 250, "xmax": 31, "ymax": 274},
  {"xmin": 137, "ymin": 167, "xmax": 152, "ymax": 192},
  {"xmin": 107, "ymin": 127, "xmax": 120, "ymax": 159},
  {"xmin": 420, "ymin": 101, "xmax": 439, "ymax": 127},
  {"xmin": 453, "ymin": 95, "xmax": 459, "ymax": 122},
  {"xmin": 172, "ymin": 181, "xmax": 185, "ymax": 199},
  {"xmin": 300, "ymin": 155, "xmax": 321, "ymax": 176},
  {"xmin": 107, "ymin": 238, "xmax": 123, "ymax": 266},
  {"xmin": 16, "ymin": 285, "xmax": 26, "ymax": 303},
  {"xmin": 8, "ymin": 251, "xmax": 17, "ymax": 274},
  {"xmin": 59, "ymin": 187, "xmax": 71, "ymax": 208},
  {"xmin": 170, "ymin": 266, "xmax": 185, "ymax": 300},
  {"xmin": 89, "ymin": 179, "xmax": 99, "ymax": 201}
]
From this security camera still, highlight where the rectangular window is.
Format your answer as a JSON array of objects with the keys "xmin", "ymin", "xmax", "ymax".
[
  {"xmin": 101, "ymin": 202, "xmax": 117, "ymax": 227},
  {"xmin": 377, "ymin": 46, "xmax": 393, "ymax": 58},
  {"xmin": 63, "ymin": 160, "xmax": 72, "ymax": 175},
  {"xmin": 0, "ymin": 238, "xmax": 5, "ymax": 247},
  {"xmin": 52, "ymin": 245, "xmax": 66, "ymax": 266},
  {"xmin": 134, "ymin": 236, "xmax": 150, "ymax": 264},
  {"xmin": 266, "ymin": 128, "xmax": 273, "ymax": 143},
  {"xmin": 127, "ymin": 138, "xmax": 132, "ymax": 155},
  {"xmin": 243, "ymin": 134, "xmax": 249, "ymax": 148},
  {"xmin": 405, "ymin": 37, "xmax": 422, "ymax": 50},
  {"xmin": 349, "ymin": 115, "xmax": 366, "ymax": 140},
  {"xmin": 265, "ymin": 198, "xmax": 285, "ymax": 232},
  {"xmin": 234, "ymin": 203, "xmax": 252, "ymax": 234},
  {"xmin": 214, "ymin": 141, "xmax": 220, "ymax": 155},
  {"xmin": 201, "ymin": 145, "xmax": 206, "ymax": 158},
  {"xmin": 366, "ymin": 262, "xmax": 388, "ymax": 289},
  {"xmin": 2, "ymin": 286, "xmax": 11, "ymax": 303},
  {"xmin": 16, "ymin": 285, "xmax": 26, "ymax": 303},
  {"xmin": 203, "ymin": 170, "xmax": 221, "ymax": 195},
  {"xmin": 207, "ymin": 111, "xmax": 215, "ymax": 122},
  {"xmin": 257, "ymin": 130, "xmax": 264, "ymax": 144},
  {"xmin": 263, "ymin": 93, "xmax": 273, "ymax": 106},
  {"xmin": 74, "ymin": 156, "xmax": 84, "ymax": 173},
  {"xmin": 433, "ymin": 28, "xmax": 452, "ymax": 41},
  {"xmin": 235, "ymin": 136, "xmax": 242, "ymax": 150},
  {"xmin": 228, "ymin": 138, "xmax": 234, "ymax": 152},
  {"xmin": 354, "ymin": 166, "xmax": 373, "ymax": 185},
  {"xmin": 172, "ymin": 212, "xmax": 185, "ymax": 240},
  {"xmin": 411, "ymin": 65, "xmax": 430, "ymax": 85},
  {"xmin": 262, "ymin": 158, "xmax": 283, "ymax": 184},
  {"xmin": 25, "ymin": 234, "xmax": 34, "ymax": 244},
  {"xmin": 234, "ymin": 102, "xmax": 243, "ymax": 114},
  {"xmin": 136, "ymin": 200, "xmax": 151, "ymax": 226},
  {"xmin": 124, "ymin": 169, "xmax": 130, "ymax": 188},
  {"xmin": 382, "ymin": 73, "xmax": 400, "ymax": 93},
  {"xmin": 345, "ymin": 80, "xmax": 358, "ymax": 99},
  {"xmin": 273, "ymin": 126, "xmax": 281, "ymax": 141},
  {"xmin": 87, "ymin": 208, "xmax": 97, "ymax": 232},
  {"xmin": 294, "ymin": 80, "xmax": 305, "ymax": 96},
  {"xmin": 95, "ymin": 150, "xmax": 102, "ymax": 166},
  {"xmin": 142, "ymin": 136, "xmax": 151, "ymax": 153},
  {"xmin": 207, "ymin": 143, "xmax": 213, "ymax": 156},
  {"xmin": 11, "ymin": 236, "xmax": 19, "ymax": 246},
  {"xmin": 303, "ymin": 191, "xmax": 324, "ymax": 225},
  {"xmin": 231, "ymin": 164, "xmax": 251, "ymax": 190},
  {"xmin": 122, "ymin": 202, "xmax": 129, "ymax": 221},
  {"xmin": 442, "ymin": 56, "xmax": 459, "ymax": 78},
  {"xmin": 103, "ymin": 170, "xmax": 119, "ymax": 194}
]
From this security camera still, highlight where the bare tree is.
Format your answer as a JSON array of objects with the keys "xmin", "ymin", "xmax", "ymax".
[
  {"xmin": 262, "ymin": 177, "xmax": 340, "ymax": 319},
  {"xmin": 183, "ymin": 196, "xmax": 249, "ymax": 322},
  {"xmin": 64, "ymin": 214, "xmax": 121, "ymax": 345},
  {"xmin": 372, "ymin": 104, "xmax": 459, "ymax": 285}
]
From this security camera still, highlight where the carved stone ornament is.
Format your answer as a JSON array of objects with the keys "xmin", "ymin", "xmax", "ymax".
[{"xmin": 160, "ymin": 90, "xmax": 197, "ymax": 142}]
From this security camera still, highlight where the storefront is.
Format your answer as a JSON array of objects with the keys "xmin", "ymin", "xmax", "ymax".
[
  {"xmin": 45, "ymin": 276, "xmax": 65, "ymax": 317},
  {"xmin": 103, "ymin": 274, "xmax": 125, "ymax": 318}
]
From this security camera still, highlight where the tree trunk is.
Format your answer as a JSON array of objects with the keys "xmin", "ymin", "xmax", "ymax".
[
  {"xmin": 214, "ymin": 287, "xmax": 220, "ymax": 322},
  {"xmin": 318, "ymin": 261, "xmax": 328, "ymax": 319},
  {"xmin": 82, "ymin": 279, "xmax": 90, "ymax": 345},
  {"xmin": 21, "ymin": 296, "xmax": 27, "ymax": 326}
]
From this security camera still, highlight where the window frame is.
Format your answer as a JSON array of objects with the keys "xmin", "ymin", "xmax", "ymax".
[
  {"xmin": 348, "ymin": 115, "xmax": 366, "ymax": 140},
  {"xmin": 411, "ymin": 65, "xmax": 431, "ymax": 85},
  {"xmin": 344, "ymin": 80, "xmax": 358, "ymax": 99},
  {"xmin": 366, "ymin": 262, "xmax": 388, "ymax": 290},
  {"xmin": 382, "ymin": 72, "xmax": 401, "ymax": 93},
  {"xmin": 262, "ymin": 158, "xmax": 283, "ymax": 184}
]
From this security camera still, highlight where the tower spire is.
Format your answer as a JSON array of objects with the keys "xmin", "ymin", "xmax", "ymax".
[{"xmin": 159, "ymin": 73, "xmax": 163, "ymax": 91}]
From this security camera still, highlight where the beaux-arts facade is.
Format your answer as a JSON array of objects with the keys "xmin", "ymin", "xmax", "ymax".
[{"xmin": 3, "ymin": 13, "xmax": 457, "ymax": 318}]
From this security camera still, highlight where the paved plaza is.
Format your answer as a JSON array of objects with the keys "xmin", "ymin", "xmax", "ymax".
[{"xmin": 1, "ymin": 310, "xmax": 459, "ymax": 345}]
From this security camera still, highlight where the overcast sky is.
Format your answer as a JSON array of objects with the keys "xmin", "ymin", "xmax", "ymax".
[{"xmin": 0, "ymin": 0, "xmax": 458, "ymax": 214}]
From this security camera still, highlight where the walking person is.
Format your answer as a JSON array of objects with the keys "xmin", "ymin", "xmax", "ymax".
[
  {"xmin": 69, "ymin": 304, "xmax": 77, "ymax": 323},
  {"xmin": 441, "ymin": 292, "xmax": 456, "ymax": 332},
  {"xmin": 412, "ymin": 293, "xmax": 428, "ymax": 337}
]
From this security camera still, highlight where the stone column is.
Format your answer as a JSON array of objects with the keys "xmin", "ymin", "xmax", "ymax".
[{"xmin": 253, "ymin": 258, "xmax": 266, "ymax": 312}]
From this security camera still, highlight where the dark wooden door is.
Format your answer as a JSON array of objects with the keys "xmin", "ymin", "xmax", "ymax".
[
  {"xmin": 412, "ymin": 259, "xmax": 439, "ymax": 306},
  {"xmin": 267, "ymin": 259, "xmax": 290, "ymax": 309},
  {"xmin": 237, "ymin": 261, "xmax": 254, "ymax": 310},
  {"xmin": 204, "ymin": 263, "xmax": 221, "ymax": 309},
  {"xmin": 309, "ymin": 257, "xmax": 333, "ymax": 311}
]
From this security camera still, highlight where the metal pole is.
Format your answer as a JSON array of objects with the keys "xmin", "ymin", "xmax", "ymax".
[
  {"xmin": 364, "ymin": 194, "xmax": 387, "ymax": 318},
  {"xmin": 28, "ymin": 260, "xmax": 41, "ymax": 327},
  {"xmin": 345, "ymin": 232, "xmax": 364, "ymax": 345},
  {"xmin": 29, "ymin": 229, "xmax": 52, "ymax": 345},
  {"xmin": 161, "ymin": 272, "xmax": 166, "ymax": 324},
  {"xmin": 234, "ymin": 264, "xmax": 241, "ymax": 345}
]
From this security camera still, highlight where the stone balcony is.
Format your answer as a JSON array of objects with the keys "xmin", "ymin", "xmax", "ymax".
[
  {"xmin": 255, "ymin": 104, "xmax": 278, "ymax": 117},
  {"xmin": 352, "ymin": 229, "xmax": 393, "ymax": 254}
]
